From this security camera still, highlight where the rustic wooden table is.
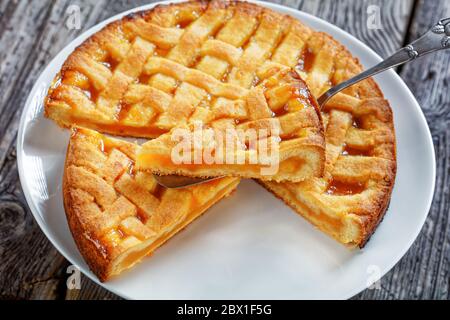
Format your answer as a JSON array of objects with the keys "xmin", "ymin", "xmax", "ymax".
[{"xmin": 0, "ymin": 0, "xmax": 448, "ymax": 300}]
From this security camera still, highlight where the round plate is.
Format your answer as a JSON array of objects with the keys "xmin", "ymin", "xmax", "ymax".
[{"xmin": 17, "ymin": 0, "xmax": 435, "ymax": 299}]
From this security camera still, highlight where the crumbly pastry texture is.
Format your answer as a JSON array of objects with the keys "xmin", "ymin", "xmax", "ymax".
[
  {"xmin": 48, "ymin": 0, "xmax": 396, "ymax": 278},
  {"xmin": 64, "ymin": 128, "xmax": 239, "ymax": 281}
]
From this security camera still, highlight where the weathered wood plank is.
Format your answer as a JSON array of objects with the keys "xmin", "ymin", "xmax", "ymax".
[
  {"xmin": 357, "ymin": 0, "xmax": 450, "ymax": 300},
  {"xmin": 3, "ymin": 0, "xmax": 445, "ymax": 301},
  {"xmin": 297, "ymin": 0, "xmax": 413, "ymax": 57}
]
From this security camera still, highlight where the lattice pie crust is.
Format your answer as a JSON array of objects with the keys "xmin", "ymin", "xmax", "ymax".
[
  {"xmin": 137, "ymin": 69, "xmax": 325, "ymax": 182},
  {"xmin": 46, "ymin": 0, "xmax": 396, "ymax": 281}
]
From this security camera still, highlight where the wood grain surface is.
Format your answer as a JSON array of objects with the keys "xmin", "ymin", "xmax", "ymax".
[{"xmin": 0, "ymin": 0, "xmax": 448, "ymax": 300}]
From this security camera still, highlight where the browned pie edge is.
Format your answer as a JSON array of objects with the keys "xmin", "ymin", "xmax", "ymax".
[{"xmin": 62, "ymin": 133, "xmax": 112, "ymax": 281}]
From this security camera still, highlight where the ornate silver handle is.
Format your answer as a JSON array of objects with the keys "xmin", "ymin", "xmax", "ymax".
[{"xmin": 317, "ymin": 17, "xmax": 450, "ymax": 107}]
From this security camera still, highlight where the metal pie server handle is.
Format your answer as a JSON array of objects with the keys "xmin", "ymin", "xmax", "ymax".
[
  {"xmin": 157, "ymin": 17, "xmax": 450, "ymax": 189},
  {"xmin": 153, "ymin": 174, "xmax": 224, "ymax": 189},
  {"xmin": 317, "ymin": 17, "xmax": 450, "ymax": 107}
]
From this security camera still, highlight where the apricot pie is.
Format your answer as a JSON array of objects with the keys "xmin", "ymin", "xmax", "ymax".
[
  {"xmin": 64, "ymin": 127, "xmax": 239, "ymax": 281},
  {"xmin": 45, "ymin": 0, "xmax": 396, "ymax": 283},
  {"xmin": 45, "ymin": 0, "xmax": 325, "ymax": 183}
]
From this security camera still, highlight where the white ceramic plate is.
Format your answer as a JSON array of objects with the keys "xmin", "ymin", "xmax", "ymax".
[{"xmin": 17, "ymin": 0, "xmax": 435, "ymax": 299}]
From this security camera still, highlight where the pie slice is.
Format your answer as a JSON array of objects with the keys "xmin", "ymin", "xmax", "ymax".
[
  {"xmin": 46, "ymin": 0, "xmax": 396, "ymax": 249},
  {"xmin": 63, "ymin": 127, "xmax": 239, "ymax": 281},
  {"xmin": 259, "ymin": 32, "xmax": 397, "ymax": 247},
  {"xmin": 137, "ymin": 69, "xmax": 324, "ymax": 182}
]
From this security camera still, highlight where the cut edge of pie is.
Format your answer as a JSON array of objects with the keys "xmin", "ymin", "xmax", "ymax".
[
  {"xmin": 45, "ymin": 0, "xmax": 326, "ymax": 183},
  {"xmin": 259, "ymin": 31, "xmax": 397, "ymax": 247},
  {"xmin": 47, "ymin": 0, "xmax": 396, "ymax": 251},
  {"xmin": 63, "ymin": 127, "xmax": 240, "ymax": 281}
]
